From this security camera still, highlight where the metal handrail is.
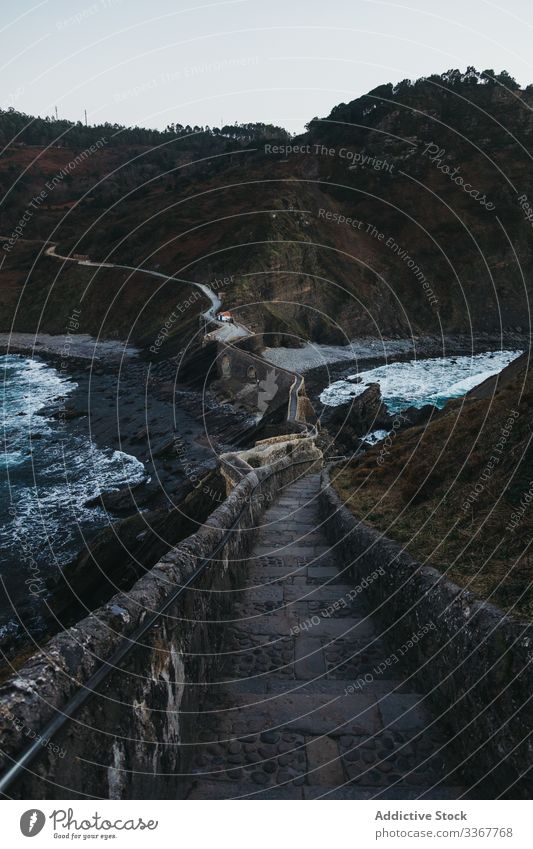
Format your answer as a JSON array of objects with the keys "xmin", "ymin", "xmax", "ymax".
[{"xmin": 0, "ymin": 457, "xmax": 318, "ymax": 795}]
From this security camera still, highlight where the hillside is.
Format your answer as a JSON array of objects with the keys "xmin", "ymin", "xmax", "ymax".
[
  {"xmin": 1, "ymin": 68, "xmax": 532, "ymax": 346},
  {"xmin": 0, "ymin": 240, "xmax": 203, "ymax": 352},
  {"xmin": 333, "ymin": 351, "xmax": 533, "ymax": 619}
]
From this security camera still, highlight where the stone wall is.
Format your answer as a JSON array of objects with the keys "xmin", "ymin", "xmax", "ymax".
[
  {"xmin": 0, "ymin": 450, "xmax": 320, "ymax": 800},
  {"xmin": 218, "ymin": 434, "xmax": 319, "ymax": 492},
  {"xmin": 319, "ymin": 468, "xmax": 533, "ymax": 798}
]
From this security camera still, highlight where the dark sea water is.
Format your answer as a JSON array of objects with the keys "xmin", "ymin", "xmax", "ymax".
[{"xmin": 0, "ymin": 354, "xmax": 145, "ymax": 640}]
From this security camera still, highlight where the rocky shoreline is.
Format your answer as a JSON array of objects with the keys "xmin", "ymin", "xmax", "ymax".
[
  {"xmin": 0, "ymin": 336, "xmax": 250, "ymax": 670},
  {"xmin": 1, "ymin": 330, "xmax": 526, "ymax": 669}
]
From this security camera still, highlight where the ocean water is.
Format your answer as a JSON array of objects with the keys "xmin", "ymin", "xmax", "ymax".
[
  {"xmin": 320, "ymin": 350, "xmax": 524, "ymax": 411},
  {"xmin": 0, "ymin": 355, "xmax": 145, "ymax": 639}
]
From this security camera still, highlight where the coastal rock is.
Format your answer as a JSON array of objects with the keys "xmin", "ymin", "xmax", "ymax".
[
  {"xmin": 400, "ymin": 404, "xmax": 439, "ymax": 428},
  {"xmin": 36, "ymin": 404, "xmax": 87, "ymax": 421},
  {"xmin": 320, "ymin": 383, "xmax": 393, "ymax": 451},
  {"xmin": 84, "ymin": 480, "xmax": 153, "ymax": 514}
]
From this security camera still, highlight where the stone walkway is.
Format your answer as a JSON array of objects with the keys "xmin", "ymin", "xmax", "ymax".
[{"xmin": 188, "ymin": 473, "xmax": 462, "ymax": 799}]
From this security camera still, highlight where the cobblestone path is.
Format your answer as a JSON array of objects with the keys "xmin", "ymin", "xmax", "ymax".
[{"xmin": 188, "ymin": 473, "xmax": 462, "ymax": 799}]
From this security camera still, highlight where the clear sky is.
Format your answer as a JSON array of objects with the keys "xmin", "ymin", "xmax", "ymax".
[{"xmin": 3, "ymin": 0, "xmax": 533, "ymax": 133}]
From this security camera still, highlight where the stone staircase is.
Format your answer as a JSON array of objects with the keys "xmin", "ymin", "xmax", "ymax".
[{"xmin": 188, "ymin": 473, "xmax": 463, "ymax": 799}]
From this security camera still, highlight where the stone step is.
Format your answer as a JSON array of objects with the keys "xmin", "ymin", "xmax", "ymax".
[
  {"xmin": 283, "ymin": 492, "xmax": 320, "ymax": 499},
  {"xmin": 281, "ymin": 483, "xmax": 320, "ymax": 491},
  {"xmin": 254, "ymin": 531, "xmax": 326, "ymax": 547},
  {"xmin": 187, "ymin": 780, "xmax": 304, "ymax": 799},
  {"xmin": 307, "ymin": 563, "xmax": 341, "ymax": 582},
  {"xmin": 237, "ymin": 584, "xmax": 284, "ymax": 604},
  {"xmin": 282, "ymin": 479, "xmax": 321, "ymax": 489},
  {"xmin": 253, "ymin": 550, "xmax": 336, "ymax": 565},
  {"xmin": 258, "ymin": 518, "xmax": 322, "ymax": 531},
  {"xmin": 232, "ymin": 601, "xmax": 374, "ymax": 631},
  {"xmin": 305, "ymin": 734, "xmax": 345, "ymax": 786},
  {"xmin": 267, "ymin": 523, "xmax": 326, "ymax": 535},
  {"xmin": 277, "ymin": 494, "xmax": 320, "ymax": 503},
  {"xmin": 259, "ymin": 511, "xmax": 321, "ymax": 523},
  {"xmin": 247, "ymin": 568, "xmax": 306, "ymax": 583},
  {"xmin": 377, "ymin": 693, "xmax": 434, "ymax": 732},
  {"xmin": 282, "ymin": 582, "xmax": 360, "ymax": 603},
  {"xmin": 217, "ymin": 678, "xmax": 414, "ymax": 697},
  {"xmin": 262, "ymin": 504, "xmax": 320, "ymax": 515},
  {"xmin": 217, "ymin": 689, "xmax": 381, "ymax": 737},
  {"xmin": 252, "ymin": 544, "xmax": 333, "ymax": 559},
  {"xmin": 294, "ymin": 635, "xmax": 326, "ymax": 679},
  {"xmin": 229, "ymin": 613, "xmax": 298, "ymax": 635},
  {"xmin": 188, "ymin": 780, "xmax": 462, "ymax": 800},
  {"xmin": 188, "ymin": 471, "xmax": 463, "ymax": 800},
  {"xmin": 191, "ymin": 707, "xmax": 460, "ymax": 795},
  {"xmin": 215, "ymin": 607, "xmax": 375, "ymax": 640},
  {"xmin": 294, "ymin": 616, "xmax": 374, "ymax": 639},
  {"xmin": 273, "ymin": 499, "xmax": 320, "ymax": 509}
]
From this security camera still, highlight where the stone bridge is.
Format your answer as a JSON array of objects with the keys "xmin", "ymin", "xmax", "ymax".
[
  {"xmin": 213, "ymin": 340, "xmax": 313, "ymax": 426},
  {"xmin": 0, "ymin": 244, "xmax": 529, "ymax": 801},
  {"xmin": 197, "ymin": 310, "xmax": 316, "ymax": 428}
]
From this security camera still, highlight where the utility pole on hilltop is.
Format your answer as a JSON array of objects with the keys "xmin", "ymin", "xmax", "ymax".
[
  {"xmin": 55, "ymin": 106, "xmax": 58, "ymax": 120},
  {"xmin": 84, "ymin": 109, "xmax": 88, "ymax": 126}
]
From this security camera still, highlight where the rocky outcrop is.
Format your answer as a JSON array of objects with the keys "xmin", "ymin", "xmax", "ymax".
[
  {"xmin": 464, "ymin": 351, "xmax": 529, "ymax": 401},
  {"xmin": 320, "ymin": 383, "xmax": 392, "ymax": 452},
  {"xmin": 399, "ymin": 403, "xmax": 439, "ymax": 428}
]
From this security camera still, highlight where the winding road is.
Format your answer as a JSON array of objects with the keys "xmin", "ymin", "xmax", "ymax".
[
  {"xmin": 0, "ymin": 236, "xmax": 310, "ymax": 427},
  {"xmin": 42, "ymin": 242, "xmax": 309, "ymax": 427},
  {"xmin": 45, "ymin": 243, "xmax": 223, "ymax": 321}
]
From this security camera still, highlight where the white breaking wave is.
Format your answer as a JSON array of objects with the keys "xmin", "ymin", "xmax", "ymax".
[
  {"xmin": 320, "ymin": 350, "xmax": 523, "ymax": 410},
  {"xmin": 0, "ymin": 355, "xmax": 146, "ymax": 576},
  {"xmin": 362, "ymin": 429, "xmax": 390, "ymax": 446}
]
